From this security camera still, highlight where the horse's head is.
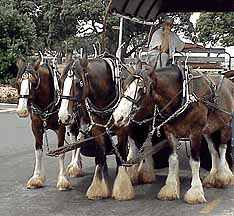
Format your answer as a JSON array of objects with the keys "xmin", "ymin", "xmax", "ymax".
[
  {"xmin": 58, "ymin": 55, "xmax": 89, "ymax": 125},
  {"xmin": 15, "ymin": 58, "xmax": 41, "ymax": 118},
  {"xmin": 112, "ymin": 60, "xmax": 154, "ymax": 127}
]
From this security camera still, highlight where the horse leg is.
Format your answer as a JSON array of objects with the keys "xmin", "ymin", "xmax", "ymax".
[
  {"xmin": 126, "ymin": 136, "xmax": 140, "ymax": 185},
  {"xmin": 138, "ymin": 136, "xmax": 155, "ymax": 184},
  {"xmin": 184, "ymin": 132, "xmax": 206, "ymax": 204},
  {"xmin": 69, "ymin": 147, "xmax": 83, "ymax": 177},
  {"xmin": 86, "ymin": 130, "xmax": 111, "ymax": 200},
  {"xmin": 66, "ymin": 130, "xmax": 83, "ymax": 177},
  {"xmin": 56, "ymin": 126, "xmax": 72, "ymax": 191},
  {"xmin": 215, "ymin": 129, "xmax": 234, "ymax": 188},
  {"xmin": 27, "ymin": 124, "xmax": 45, "ymax": 189},
  {"xmin": 112, "ymin": 131, "xmax": 135, "ymax": 200},
  {"xmin": 202, "ymin": 135, "xmax": 218, "ymax": 187},
  {"xmin": 158, "ymin": 132, "xmax": 180, "ymax": 200},
  {"xmin": 65, "ymin": 125, "xmax": 77, "ymax": 175}
]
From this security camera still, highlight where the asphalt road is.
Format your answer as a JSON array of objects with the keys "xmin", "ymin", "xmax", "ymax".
[{"xmin": 0, "ymin": 107, "xmax": 234, "ymax": 216}]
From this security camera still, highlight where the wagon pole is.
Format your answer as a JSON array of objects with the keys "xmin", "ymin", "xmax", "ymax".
[
  {"xmin": 47, "ymin": 130, "xmax": 168, "ymax": 167},
  {"xmin": 47, "ymin": 136, "xmax": 99, "ymax": 157}
]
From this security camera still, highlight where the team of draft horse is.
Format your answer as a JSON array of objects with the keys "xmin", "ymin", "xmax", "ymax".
[{"xmin": 14, "ymin": 51, "xmax": 234, "ymax": 205}]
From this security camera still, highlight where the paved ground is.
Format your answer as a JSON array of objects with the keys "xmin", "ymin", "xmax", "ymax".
[{"xmin": 0, "ymin": 106, "xmax": 234, "ymax": 216}]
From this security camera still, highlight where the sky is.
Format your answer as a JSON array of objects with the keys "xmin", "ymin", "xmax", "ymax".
[{"xmin": 190, "ymin": 12, "xmax": 200, "ymax": 26}]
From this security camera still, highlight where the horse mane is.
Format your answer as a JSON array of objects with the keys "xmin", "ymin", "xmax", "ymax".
[{"xmin": 156, "ymin": 64, "xmax": 181, "ymax": 75}]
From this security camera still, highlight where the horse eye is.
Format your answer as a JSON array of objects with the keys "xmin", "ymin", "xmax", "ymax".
[
  {"xmin": 22, "ymin": 73, "xmax": 29, "ymax": 79},
  {"xmin": 68, "ymin": 70, "xmax": 73, "ymax": 77},
  {"xmin": 79, "ymin": 80, "xmax": 83, "ymax": 87}
]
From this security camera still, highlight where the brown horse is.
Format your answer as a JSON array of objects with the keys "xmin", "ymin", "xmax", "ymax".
[
  {"xmin": 223, "ymin": 70, "xmax": 234, "ymax": 81},
  {"xmin": 113, "ymin": 62, "xmax": 234, "ymax": 204},
  {"xmin": 15, "ymin": 57, "xmax": 71, "ymax": 190},
  {"xmin": 59, "ymin": 65, "xmax": 90, "ymax": 178},
  {"xmin": 58, "ymin": 56, "xmax": 138, "ymax": 200}
]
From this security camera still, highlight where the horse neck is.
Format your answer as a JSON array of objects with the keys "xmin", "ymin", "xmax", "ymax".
[
  {"xmin": 151, "ymin": 68, "xmax": 182, "ymax": 112},
  {"xmin": 87, "ymin": 63, "xmax": 117, "ymax": 109},
  {"xmin": 32, "ymin": 70, "xmax": 54, "ymax": 108}
]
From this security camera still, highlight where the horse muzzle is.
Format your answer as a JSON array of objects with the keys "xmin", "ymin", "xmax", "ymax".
[
  {"xmin": 114, "ymin": 115, "xmax": 129, "ymax": 128},
  {"xmin": 58, "ymin": 112, "xmax": 73, "ymax": 125},
  {"xmin": 16, "ymin": 108, "xmax": 29, "ymax": 118}
]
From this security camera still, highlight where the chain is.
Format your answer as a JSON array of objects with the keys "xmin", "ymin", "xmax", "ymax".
[
  {"xmin": 31, "ymin": 104, "xmax": 60, "ymax": 120},
  {"xmin": 42, "ymin": 120, "xmax": 50, "ymax": 153},
  {"xmin": 136, "ymin": 105, "xmax": 158, "ymax": 155},
  {"xmin": 156, "ymin": 93, "xmax": 198, "ymax": 137},
  {"xmin": 130, "ymin": 115, "xmax": 154, "ymax": 125},
  {"xmin": 105, "ymin": 128, "xmax": 129, "ymax": 166}
]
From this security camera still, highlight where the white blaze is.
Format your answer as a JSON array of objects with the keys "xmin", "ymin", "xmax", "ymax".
[
  {"xmin": 113, "ymin": 80, "xmax": 137, "ymax": 125},
  {"xmin": 16, "ymin": 79, "xmax": 30, "ymax": 117},
  {"xmin": 58, "ymin": 76, "xmax": 73, "ymax": 123}
]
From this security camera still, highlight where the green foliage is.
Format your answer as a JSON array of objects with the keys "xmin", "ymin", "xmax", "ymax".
[
  {"xmin": 0, "ymin": 0, "xmax": 198, "ymax": 82},
  {"xmin": 196, "ymin": 12, "xmax": 234, "ymax": 46},
  {"xmin": 0, "ymin": 0, "xmax": 37, "ymax": 82}
]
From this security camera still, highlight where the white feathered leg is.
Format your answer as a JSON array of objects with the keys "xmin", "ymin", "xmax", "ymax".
[
  {"xmin": 66, "ymin": 131, "xmax": 83, "ymax": 177},
  {"xmin": 27, "ymin": 149, "xmax": 46, "ymax": 189},
  {"xmin": 57, "ymin": 153, "xmax": 72, "ymax": 191},
  {"xmin": 184, "ymin": 158, "xmax": 206, "ymax": 204},
  {"xmin": 158, "ymin": 152, "xmax": 180, "ymax": 200},
  {"xmin": 215, "ymin": 144, "xmax": 234, "ymax": 188},
  {"xmin": 126, "ymin": 136, "xmax": 139, "ymax": 185},
  {"xmin": 203, "ymin": 135, "xmax": 218, "ymax": 187}
]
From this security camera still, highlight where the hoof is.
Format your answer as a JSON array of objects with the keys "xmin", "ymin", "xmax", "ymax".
[
  {"xmin": 26, "ymin": 176, "xmax": 45, "ymax": 189},
  {"xmin": 86, "ymin": 179, "xmax": 111, "ymax": 200},
  {"xmin": 126, "ymin": 164, "xmax": 139, "ymax": 185},
  {"xmin": 184, "ymin": 186, "xmax": 206, "ymax": 204},
  {"xmin": 158, "ymin": 180, "xmax": 180, "ymax": 201},
  {"xmin": 138, "ymin": 158, "xmax": 155, "ymax": 184},
  {"xmin": 86, "ymin": 165, "xmax": 111, "ymax": 200},
  {"xmin": 215, "ymin": 171, "xmax": 234, "ymax": 188},
  {"xmin": 203, "ymin": 172, "xmax": 217, "ymax": 188},
  {"xmin": 66, "ymin": 163, "xmax": 83, "ymax": 177},
  {"xmin": 57, "ymin": 175, "xmax": 72, "ymax": 191},
  {"xmin": 112, "ymin": 166, "xmax": 135, "ymax": 200}
]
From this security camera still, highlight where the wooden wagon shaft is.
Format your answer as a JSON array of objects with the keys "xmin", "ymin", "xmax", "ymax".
[
  {"xmin": 47, "ymin": 136, "xmax": 97, "ymax": 157},
  {"xmin": 47, "ymin": 132, "xmax": 168, "ymax": 167}
]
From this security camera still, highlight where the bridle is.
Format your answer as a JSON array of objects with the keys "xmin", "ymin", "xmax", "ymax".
[
  {"xmin": 60, "ymin": 63, "xmax": 85, "ymax": 104},
  {"xmin": 17, "ymin": 64, "xmax": 40, "ymax": 99},
  {"xmin": 122, "ymin": 69, "xmax": 148, "ymax": 115}
]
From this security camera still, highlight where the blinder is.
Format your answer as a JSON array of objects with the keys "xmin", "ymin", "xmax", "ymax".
[
  {"xmin": 123, "ymin": 70, "xmax": 147, "ymax": 109},
  {"xmin": 17, "ymin": 64, "xmax": 40, "ymax": 99},
  {"xmin": 60, "ymin": 67, "xmax": 85, "ymax": 104}
]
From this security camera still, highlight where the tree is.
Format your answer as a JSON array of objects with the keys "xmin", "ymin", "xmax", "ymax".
[
  {"xmin": 0, "ymin": 0, "xmax": 37, "ymax": 82},
  {"xmin": 196, "ymin": 12, "xmax": 234, "ymax": 46}
]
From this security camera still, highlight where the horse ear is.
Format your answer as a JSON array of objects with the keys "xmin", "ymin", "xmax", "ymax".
[
  {"xmin": 33, "ymin": 58, "xmax": 41, "ymax": 70},
  {"xmin": 16, "ymin": 58, "xmax": 26, "ymax": 70},
  {"xmin": 136, "ymin": 60, "xmax": 142, "ymax": 71},
  {"xmin": 80, "ymin": 51, "xmax": 88, "ymax": 68}
]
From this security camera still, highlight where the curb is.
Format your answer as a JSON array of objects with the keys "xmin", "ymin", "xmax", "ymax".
[
  {"xmin": 0, "ymin": 108, "xmax": 16, "ymax": 113},
  {"xmin": 0, "ymin": 103, "xmax": 17, "ymax": 113},
  {"xmin": 0, "ymin": 103, "xmax": 17, "ymax": 107}
]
